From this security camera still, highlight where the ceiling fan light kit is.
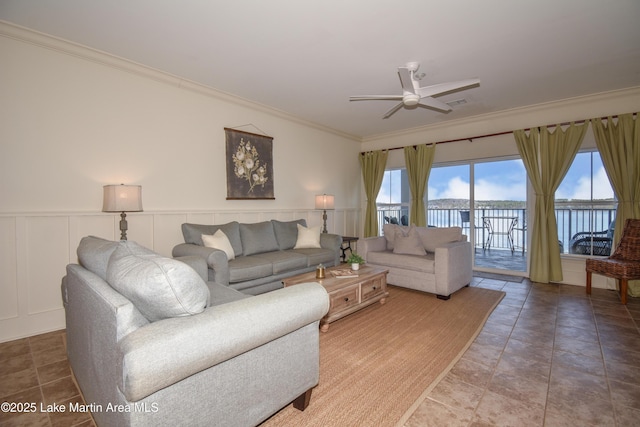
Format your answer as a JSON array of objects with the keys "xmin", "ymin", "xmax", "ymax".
[{"xmin": 350, "ymin": 62, "xmax": 480, "ymax": 119}]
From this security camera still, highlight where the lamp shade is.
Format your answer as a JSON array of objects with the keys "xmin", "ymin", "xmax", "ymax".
[
  {"xmin": 103, "ymin": 184, "xmax": 143, "ymax": 212},
  {"xmin": 315, "ymin": 194, "xmax": 335, "ymax": 210}
]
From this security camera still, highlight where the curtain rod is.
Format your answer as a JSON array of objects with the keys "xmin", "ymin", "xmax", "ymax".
[{"xmin": 362, "ymin": 112, "xmax": 634, "ymax": 153}]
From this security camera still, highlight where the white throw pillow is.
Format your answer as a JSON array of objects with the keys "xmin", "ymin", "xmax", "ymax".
[
  {"xmin": 202, "ymin": 230, "xmax": 235, "ymax": 260},
  {"xmin": 294, "ymin": 224, "xmax": 321, "ymax": 249}
]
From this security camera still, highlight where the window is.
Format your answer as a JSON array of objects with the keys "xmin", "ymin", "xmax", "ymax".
[
  {"xmin": 556, "ymin": 151, "xmax": 616, "ymax": 256},
  {"xmin": 376, "ymin": 169, "xmax": 409, "ymax": 231}
]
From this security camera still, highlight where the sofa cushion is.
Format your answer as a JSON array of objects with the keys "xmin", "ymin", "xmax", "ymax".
[
  {"xmin": 77, "ymin": 235, "xmax": 119, "ymax": 281},
  {"xmin": 272, "ymin": 219, "xmax": 307, "ymax": 250},
  {"xmin": 181, "ymin": 222, "xmax": 243, "ymax": 257},
  {"xmin": 393, "ymin": 226, "xmax": 427, "ymax": 256},
  {"xmin": 289, "ymin": 248, "xmax": 336, "ymax": 267},
  {"xmin": 228, "ymin": 255, "xmax": 274, "ymax": 283},
  {"xmin": 367, "ymin": 250, "xmax": 435, "ymax": 273},
  {"xmin": 202, "ymin": 229, "xmax": 235, "ymax": 260},
  {"xmin": 294, "ymin": 224, "xmax": 321, "ymax": 249},
  {"xmin": 416, "ymin": 226, "xmax": 463, "ymax": 252},
  {"xmin": 106, "ymin": 241, "xmax": 210, "ymax": 322},
  {"xmin": 253, "ymin": 251, "xmax": 308, "ymax": 274},
  {"xmin": 239, "ymin": 221, "xmax": 280, "ymax": 256}
]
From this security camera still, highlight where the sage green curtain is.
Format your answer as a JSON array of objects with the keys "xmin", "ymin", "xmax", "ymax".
[
  {"xmin": 591, "ymin": 113, "xmax": 640, "ymax": 295},
  {"xmin": 359, "ymin": 150, "xmax": 388, "ymax": 237},
  {"xmin": 514, "ymin": 123, "xmax": 587, "ymax": 283},
  {"xmin": 403, "ymin": 144, "xmax": 435, "ymax": 227}
]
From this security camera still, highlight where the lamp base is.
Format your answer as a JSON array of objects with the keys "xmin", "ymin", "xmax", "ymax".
[
  {"xmin": 322, "ymin": 210, "xmax": 328, "ymax": 233},
  {"xmin": 119, "ymin": 212, "xmax": 129, "ymax": 240}
]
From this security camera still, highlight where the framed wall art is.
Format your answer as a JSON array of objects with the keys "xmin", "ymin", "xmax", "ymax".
[{"xmin": 225, "ymin": 128, "xmax": 275, "ymax": 200}]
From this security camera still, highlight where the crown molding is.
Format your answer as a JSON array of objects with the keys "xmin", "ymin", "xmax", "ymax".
[
  {"xmin": 361, "ymin": 86, "xmax": 640, "ymax": 144},
  {"xmin": 0, "ymin": 20, "xmax": 361, "ymax": 143}
]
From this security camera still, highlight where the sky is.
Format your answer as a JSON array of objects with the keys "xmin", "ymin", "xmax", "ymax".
[{"xmin": 377, "ymin": 152, "xmax": 614, "ymax": 204}]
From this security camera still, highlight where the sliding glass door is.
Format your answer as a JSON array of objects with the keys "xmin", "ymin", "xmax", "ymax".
[
  {"xmin": 427, "ymin": 158, "xmax": 527, "ymax": 273},
  {"xmin": 473, "ymin": 159, "xmax": 527, "ymax": 272}
]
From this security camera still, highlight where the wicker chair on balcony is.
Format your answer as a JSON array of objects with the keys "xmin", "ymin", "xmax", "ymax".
[
  {"xmin": 569, "ymin": 221, "xmax": 615, "ymax": 256},
  {"xmin": 586, "ymin": 218, "xmax": 640, "ymax": 304}
]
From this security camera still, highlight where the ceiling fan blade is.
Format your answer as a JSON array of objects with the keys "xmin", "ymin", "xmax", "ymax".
[
  {"xmin": 418, "ymin": 79, "xmax": 480, "ymax": 98},
  {"xmin": 417, "ymin": 97, "xmax": 452, "ymax": 112},
  {"xmin": 349, "ymin": 95, "xmax": 403, "ymax": 101},
  {"xmin": 383, "ymin": 102, "xmax": 404, "ymax": 119},
  {"xmin": 398, "ymin": 67, "xmax": 416, "ymax": 94}
]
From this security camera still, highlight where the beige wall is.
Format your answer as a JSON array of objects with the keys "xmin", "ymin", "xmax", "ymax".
[{"xmin": 0, "ymin": 24, "xmax": 362, "ymax": 342}]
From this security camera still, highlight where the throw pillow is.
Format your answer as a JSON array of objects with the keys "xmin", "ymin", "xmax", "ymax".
[
  {"xmin": 202, "ymin": 229, "xmax": 235, "ymax": 260},
  {"xmin": 294, "ymin": 224, "xmax": 321, "ymax": 249},
  {"xmin": 384, "ymin": 223, "xmax": 408, "ymax": 250},
  {"xmin": 181, "ymin": 222, "xmax": 243, "ymax": 257},
  {"xmin": 393, "ymin": 226, "xmax": 427, "ymax": 256},
  {"xmin": 416, "ymin": 226, "xmax": 463, "ymax": 252},
  {"xmin": 106, "ymin": 241, "xmax": 210, "ymax": 322}
]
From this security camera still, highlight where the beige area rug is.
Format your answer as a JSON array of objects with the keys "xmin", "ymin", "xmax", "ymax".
[{"xmin": 262, "ymin": 285, "xmax": 505, "ymax": 427}]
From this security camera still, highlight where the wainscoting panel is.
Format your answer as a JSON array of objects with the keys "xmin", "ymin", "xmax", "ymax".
[
  {"xmin": 0, "ymin": 217, "xmax": 18, "ymax": 321},
  {"xmin": 0, "ymin": 208, "xmax": 361, "ymax": 342},
  {"xmin": 24, "ymin": 216, "xmax": 69, "ymax": 315}
]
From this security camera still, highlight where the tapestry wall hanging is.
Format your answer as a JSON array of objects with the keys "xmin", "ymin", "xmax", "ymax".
[{"xmin": 225, "ymin": 128, "xmax": 275, "ymax": 199}]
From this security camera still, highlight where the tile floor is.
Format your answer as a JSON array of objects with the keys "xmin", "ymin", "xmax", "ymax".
[
  {"xmin": 1, "ymin": 276, "xmax": 639, "ymax": 426},
  {"xmin": 405, "ymin": 277, "xmax": 640, "ymax": 426},
  {"xmin": 0, "ymin": 330, "xmax": 93, "ymax": 427}
]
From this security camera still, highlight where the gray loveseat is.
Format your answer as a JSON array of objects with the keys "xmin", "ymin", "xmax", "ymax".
[
  {"xmin": 360, "ymin": 224, "xmax": 472, "ymax": 300},
  {"xmin": 172, "ymin": 219, "xmax": 342, "ymax": 295},
  {"xmin": 62, "ymin": 236, "xmax": 329, "ymax": 427}
]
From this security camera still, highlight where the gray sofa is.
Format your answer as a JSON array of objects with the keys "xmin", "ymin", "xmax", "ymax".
[
  {"xmin": 360, "ymin": 224, "xmax": 472, "ymax": 300},
  {"xmin": 172, "ymin": 219, "xmax": 342, "ymax": 295},
  {"xmin": 62, "ymin": 236, "xmax": 330, "ymax": 427}
]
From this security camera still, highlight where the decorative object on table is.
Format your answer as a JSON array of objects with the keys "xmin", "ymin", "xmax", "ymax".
[
  {"xmin": 346, "ymin": 252, "xmax": 365, "ymax": 270},
  {"xmin": 586, "ymin": 218, "xmax": 640, "ymax": 305},
  {"xmin": 315, "ymin": 263, "xmax": 326, "ymax": 279},
  {"xmin": 102, "ymin": 184, "xmax": 143, "ymax": 240},
  {"xmin": 315, "ymin": 193, "xmax": 334, "ymax": 233},
  {"xmin": 225, "ymin": 128, "xmax": 274, "ymax": 200},
  {"xmin": 330, "ymin": 268, "xmax": 358, "ymax": 278}
]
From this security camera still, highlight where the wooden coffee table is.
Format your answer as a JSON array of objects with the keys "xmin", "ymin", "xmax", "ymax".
[{"xmin": 283, "ymin": 265, "xmax": 389, "ymax": 332}]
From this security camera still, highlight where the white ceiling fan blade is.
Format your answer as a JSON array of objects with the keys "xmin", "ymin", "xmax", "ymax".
[
  {"xmin": 349, "ymin": 95, "xmax": 403, "ymax": 101},
  {"xmin": 398, "ymin": 67, "xmax": 416, "ymax": 94},
  {"xmin": 417, "ymin": 97, "xmax": 452, "ymax": 112},
  {"xmin": 383, "ymin": 102, "xmax": 404, "ymax": 119},
  {"xmin": 418, "ymin": 79, "xmax": 480, "ymax": 98}
]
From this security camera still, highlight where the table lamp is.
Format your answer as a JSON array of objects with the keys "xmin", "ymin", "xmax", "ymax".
[
  {"xmin": 315, "ymin": 194, "xmax": 334, "ymax": 233},
  {"xmin": 103, "ymin": 184, "xmax": 143, "ymax": 240}
]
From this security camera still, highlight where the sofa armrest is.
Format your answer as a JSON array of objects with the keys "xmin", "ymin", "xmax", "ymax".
[
  {"xmin": 117, "ymin": 282, "xmax": 329, "ymax": 402},
  {"xmin": 434, "ymin": 240, "xmax": 473, "ymax": 295},
  {"xmin": 174, "ymin": 256, "xmax": 208, "ymax": 282},
  {"xmin": 320, "ymin": 233, "xmax": 342, "ymax": 265},
  {"xmin": 172, "ymin": 243, "xmax": 230, "ymax": 285},
  {"xmin": 359, "ymin": 236, "xmax": 386, "ymax": 261}
]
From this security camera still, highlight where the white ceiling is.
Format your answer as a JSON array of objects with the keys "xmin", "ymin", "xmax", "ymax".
[{"xmin": 1, "ymin": 0, "xmax": 639, "ymax": 139}]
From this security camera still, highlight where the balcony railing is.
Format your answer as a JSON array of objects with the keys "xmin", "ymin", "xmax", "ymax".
[{"xmin": 376, "ymin": 204, "xmax": 616, "ymax": 255}]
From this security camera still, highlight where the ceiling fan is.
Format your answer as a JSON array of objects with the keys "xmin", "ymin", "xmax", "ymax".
[{"xmin": 349, "ymin": 62, "xmax": 480, "ymax": 119}]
